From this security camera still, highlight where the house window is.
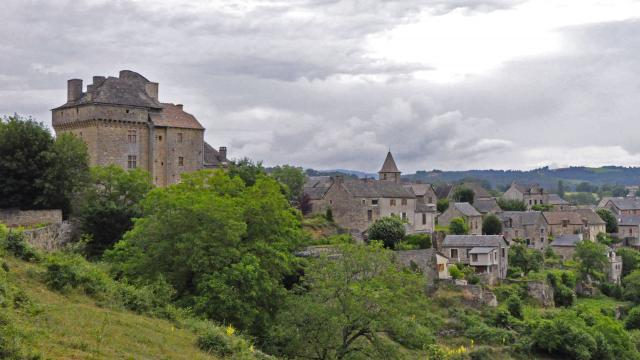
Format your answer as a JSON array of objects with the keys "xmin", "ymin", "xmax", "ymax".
[
  {"xmin": 450, "ymin": 249, "xmax": 458, "ymax": 259},
  {"xmin": 428, "ymin": 197, "xmax": 433, "ymax": 203},
  {"xmin": 529, "ymin": 199, "xmax": 532, "ymax": 205},
  {"xmin": 125, "ymin": 109, "xmax": 130, "ymax": 113},
  {"xmin": 177, "ymin": 133, "xmax": 183, "ymax": 143},
  {"xmin": 127, "ymin": 155, "xmax": 137, "ymax": 169},
  {"xmin": 362, "ymin": 199, "xmax": 366, "ymax": 205},
  {"xmin": 422, "ymin": 213, "xmax": 427, "ymax": 225},
  {"xmin": 127, "ymin": 130, "xmax": 137, "ymax": 143},
  {"xmin": 472, "ymin": 254, "xmax": 478, "ymax": 262},
  {"xmin": 390, "ymin": 199, "xmax": 396, "ymax": 206},
  {"xmin": 466, "ymin": 249, "xmax": 470, "ymax": 258},
  {"xmin": 329, "ymin": 200, "xmax": 333, "ymax": 205},
  {"xmin": 178, "ymin": 157, "xmax": 184, "ymax": 166},
  {"xmin": 158, "ymin": 135, "xmax": 163, "ymax": 141},
  {"xmin": 401, "ymin": 212, "xmax": 407, "ymax": 220},
  {"xmin": 534, "ymin": 200, "xmax": 538, "ymax": 205},
  {"xmin": 502, "ymin": 248, "xmax": 505, "ymax": 258},
  {"xmin": 562, "ymin": 220, "xmax": 568, "ymax": 228},
  {"xmin": 367, "ymin": 210, "xmax": 373, "ymax": 221},
  {"xmin": 372, "ymin": 199, "xmax": 379, "ymax": 206},
  {"xmin": 540, "ymin": 228, "xmax": 544, "ymax": 234},
  {"xmin": 401, "ymin": 199, "xmax": 407, "ymax": 205},
  {"xmin": 540, "ymin": 237, "xmax": 544, "ymax": 244}
]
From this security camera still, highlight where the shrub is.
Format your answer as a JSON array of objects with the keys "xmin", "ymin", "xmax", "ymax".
[
  {"xmin": 449, "ymin": 217, "xmax": 469, "ymax": 235},
  {"xmin": 197, "ymin": 330, "xmax": 233, "ymax": 357},
  {"xmin": 401, "ymin": 233, "xmax": 432, "ymax": 249},
  {"xmin": 467, "ymin": 273, "xmax": 480, "ymax": 285},
  {"xmin": 506, "ymin": 295, "xmax": 523, "ymax": 319},
  {"xmin": 601, "ymin": 283, "xmax": 623, "ymax": 300},
  {"xmin": 464, "ymin": 323, "xmax": 515, "ymax": 345},
  {"xmin": 493, "ymin": 284, "xmax": 525, "ymax": 303},
  {"xmin": 367, "ymin": 216, "xmax": 406, "ymax": 249},
  {"xmin": 4, "ymin": 231, "xmax": 39, "ymax": 262},
  {"xmin": 436, "ymin": 199, "xmax": 449, "ymax": 213},
  {"xmin": 531, "ymin": 317, "xmax": 597, "ymax": 360},
  {"xmin": 449, "ymin": 264, "xmax": 463, "ymax": 280},
  {"xmin": 325, "ymin": 208, "xmax": 333, "ymax": 222},
  {"xmin": 626, "ymin": 307, "xmax": 640, "ymax": 330},
  {"xmin": 554, "ymin": 284, "xmax": 576, "ymax": 307}
]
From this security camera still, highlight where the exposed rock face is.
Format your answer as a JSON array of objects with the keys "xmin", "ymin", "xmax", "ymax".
[
  {"xmin": 459, "ymin": 284, "xmax": 497, "ymax": 307},
  {"xmin": 22, "ymin": 221, "xmax": 73, "ymax": 251},
  {"xmin": 527, "ymin": 281, "xmax": 555, "ymax": 307}
]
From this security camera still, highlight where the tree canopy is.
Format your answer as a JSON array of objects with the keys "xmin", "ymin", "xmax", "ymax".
[
  {"xmin": 449, "ymin": 217, "xmax": 469, "ymax": 235},
  {"xmin": 0, "ymin": 115, "xmax": 89, "ymax": 213},
  {"xmin": 574, "ymin": 240, "xmax": 609, "ymax": 282},
  {"xmin": 596, "ymin": 208, "xmax": 618, "ymax": 233},
  {"xmin": 367, "ymin": 216, "xmax": 405, "ymax": 249},
  {"xmin": 106, "ymin": 170, "xmax": 304, "ymax": 337},
  {"xmin": 482, "ymin": 214, "xmax": 502, "ymax": 235},
  {"xmin": 509, "ymin": 242, "xmax": 543, "ymax": 275},
  {"xmin": 451, "ymin": 186, "xmax": 474, "ymax": 203},
  {"xmin": 270, "ymin": 165, "xmax": 305, "ymax": 203}
]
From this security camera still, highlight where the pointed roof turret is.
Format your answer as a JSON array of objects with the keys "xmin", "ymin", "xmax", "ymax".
[{"xmin": 379, "ymin": 151, "xmax": 400, "ymax": 173}]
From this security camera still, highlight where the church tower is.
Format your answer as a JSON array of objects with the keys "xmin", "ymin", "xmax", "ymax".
[{"xmin": 378, "ymin": 151, "xmax": 401, "ymax": 183}]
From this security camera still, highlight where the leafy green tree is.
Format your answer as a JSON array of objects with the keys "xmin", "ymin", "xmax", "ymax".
[
  {"xmin": 400, "ymin": 233, "xmax": 432, "ymax": 249},
  {"xmin": 228, "ymin": 157, "xmax": 266, "ymax": 186},
  {"xmin": 41, "ymin": 133, "xmax": 90, "ymax": 214},
  {"xmin": 576, "ymin": 181, "xmax": 596, "ymax": 193},
  {"xmin": 623, "ymin": 270, "xmax": 640, "ymax": 303},
  {"xmin": 436, "ymin": 198, "xmax": 449, "ymax": 213},
  {"xmin": 367, "ymin": 216, "xmax": 406, "ymax": 249},
  {"xmin": 270, "ymin": 165, "xmax": 305, "ymax": 202},
  {"xmin": 506, "ymin": 295, "xmax": 523, "ymax": 319},
  {"xmin": 106, "ymin": 170, "xmax": 303, "ymax": 337},
  {"xmin": 482, "ymin": 214, "xmax": 502, "ymax": 235},
  {"xmin": 626, "ymin": 306, "xmax": 640, "ymax": 329},
  {"xmin": 557, "ymin": 180, "xmax": 565, "ymax": 198},
  {"xmin": 564, "ymin": 192, "xmax": 598, "ymax": 205},
  {"xmin": 451, "ymin": 186, "xmax": 474, "ymax": 203},
  {"xmin": 267, "ymin": 243, "xmax": 435, "ymax": 359},
  {"xmin": 617, "ymin": 248, "xmax": 640, "ymax": 277},
  {"xmin": 508, "ymin": 243, "xmax": 543, "ymax": 275},
  {"xmin": 574, "ymin": 240, "xmax": 609, "ymax": 282},
  {"xmin": 449, "ymin": 217, "xmax": 469, "ymax": 235},
  {"xmin": 531, "ymin": 203, "xmax": 553, "ymax": 211},
  {"xmin": 0, "ymin": 115, "xmax": 89, "ymax": 213},
  {"xmin": 75, "ymin": 165, "xmax": 153, "ymax": 258},
  {"xmin": 596, "ymin": 208, "xmax": 618, "ymax": 233},
  {"xmin": 497, "ymin": 198, "xmax": 527, "ymax": 211}
]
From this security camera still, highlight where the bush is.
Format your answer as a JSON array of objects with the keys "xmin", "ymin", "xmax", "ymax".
[
  {"xmin": 449, "ymin": 264, "xmax": 463, "ymax": 280},
  {"xmin": 554, "ymin": 284, "xmax": 577, "ymax": 307},
  {"xmin": 506, "ymin": 295, "xmax": 523, "ymax": 319},
  {"xmin": 464, "ymin": 323, "xmax": 515, "ymax": 345},
  {"xmin": 401, "ymin": 233, "xmax": 432, "ymax": 249},
  {"xmin": 531, "ymin": 316, "xmax": 597, "ymax": 360},
  {"xmin": 43, "ymin": 253, "xmax": 109, "ymax": 295},
  {"xmin": 367, "ymin": 216, "xmax": 406, "ymax": 249},
  {"xmin": 626, "ymin": 307, "xmax": 640, "ymax": 330},
  {"xmin": 325, "ymin": 208, "xmax": 333, "ymax": 222},
  {"xmin": 449, "ymin": 217, "xmax": 469, "ymax": 235},
  {"xmin": 493, "ymin": 284, "xmax": 525, "ymax": 303},
  {"xmin": 436, "ymin": 199, "xmax": 449, "ymax": 213},
  {"xmin": 601, "ymin": 283, "xmax": 623, "ymax": 300},
  {"xmin": 3, "ymin": 231, "xmax": 39, "ymax": 262},
  {"xmin": 197, "ymin": 330, "xmax": 233, "ymax": 357}
]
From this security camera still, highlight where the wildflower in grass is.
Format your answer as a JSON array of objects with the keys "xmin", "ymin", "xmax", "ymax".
[{"xmin": 226, "ymin": 324, "xmax": 235, "ymax": 336}]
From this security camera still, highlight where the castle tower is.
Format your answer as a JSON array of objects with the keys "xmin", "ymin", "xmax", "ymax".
[{"xmin": 378, "ymin": 151, "xmax": 401, "ymax": 183}]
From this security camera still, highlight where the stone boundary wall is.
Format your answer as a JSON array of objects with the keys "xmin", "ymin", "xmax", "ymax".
[
  {"xmin": 394, "ymin": 249, "xmax": 438, "ymax": 283},
  {"xmin": 0, "ymin": 209, "xmax": 63, "ymax": 227}
]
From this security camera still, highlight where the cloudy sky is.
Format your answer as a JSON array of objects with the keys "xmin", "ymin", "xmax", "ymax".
[{"xmin": 2, "ymin": 0, "xmax": 640, "ymax": 173}]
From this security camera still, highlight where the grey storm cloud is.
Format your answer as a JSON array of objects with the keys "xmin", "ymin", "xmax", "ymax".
[{"xmin": 1, "ymin": 0, "xmax": 640, "ymax": 172}]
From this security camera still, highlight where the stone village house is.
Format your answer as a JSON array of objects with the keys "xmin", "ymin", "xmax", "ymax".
[
  {"xmin": 315, "ymin": 152, "xmax": 436, "ymax": 237},
  {"xmin": 437, "ymin": 202, "xmax": 483, "ymax": 235},
  {"xmin": 499, "ymin": 211, "xmax": 548, "ymax": 250},
  {"xmin": 542, "ymin": 210, "xmax": 605, "ymax": 242},
  {"xmin": 601, "ymin": 198, "xmax": 640, "ymax": 216},
  {"xmin": 502, "ymin": 182, "xmax": 569, "ymax": 210},
  {"xmin": 441, "ymin": 235, "xmax": 509, "ymax": 285},
  {"xmin": 52, "ymin": 70, "xmax": 228, "ymax": 187},
  {"xmin": 550, "ymin": 234, "xmax": 622, "ymax": 284}
]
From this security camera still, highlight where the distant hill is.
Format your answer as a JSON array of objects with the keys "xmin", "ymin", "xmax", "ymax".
[
  {"xmin": 306, "ymin": 166, "xmax": 640, "ymax": 191},
  {"xmin": 403, "ymin": 166, "xmax": 640, "ymax": 190}
]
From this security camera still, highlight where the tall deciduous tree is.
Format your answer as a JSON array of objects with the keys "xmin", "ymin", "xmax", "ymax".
[
  {"xmin": 270, "ymin": 165, "xmax": 305, "ymax": 202},
  {"xmin": 574, "ymin": 240, "xmax": 609, "ymax": 282},
  {"xmin": 75, "ymin": 165, "xmax": 152, "ymax": 258},
  {"xmin": 267, "ymin": 243, "xmax": 435, "ymax": 359},
  {"xmin": 509, "ymin": 243, "xmax": 543, "ymax": 275},
  {"xmin": 482, "ymin": 214, "xmax": 503, "ymax": 235},
  {"xmin": 106, "ymin": 170, "xmax": 304, "ymax": 337},
  {"xmin": 451, "ymin": 186, "xmax": 474, "ymax": 203},
  {"xmin": 596, "ymin": 208, "xmax": 618, "ymax": 234}
]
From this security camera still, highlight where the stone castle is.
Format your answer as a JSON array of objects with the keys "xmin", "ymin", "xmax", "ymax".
[{"xmin": 52, "ymin": 70, "xmax": 228, "ymax": 187}]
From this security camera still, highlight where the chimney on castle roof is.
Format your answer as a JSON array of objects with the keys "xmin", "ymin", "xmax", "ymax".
[
  {"xmin": 176, "ymin": 104, "xmax": 183, "ymax": 110},
  {"xmin": 218, "ymin": 146, "xmax": 227, "ymax": 160},
  {"xmin": 145, "ymin": 82, "xmax": 159, "ymax": 101},
  {"xmin": 67, "ymin": 79, "xmax": 82, "ymax": 102}
]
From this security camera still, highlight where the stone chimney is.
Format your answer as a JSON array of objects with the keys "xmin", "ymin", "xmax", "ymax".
[
  {"xmin": 67, "ymin": 79, "xmax": 82, "ymax": 102},
  {"xmin": 176, "ymin": 104, "xmax": 183, "ymax": 110},
  {"xmin": 218, "ymin": 146, "xmax": 227, "ymax": 159},
  {"xmin": 145, "ymin": 82, "xmax": 159, "ymax": 101}
]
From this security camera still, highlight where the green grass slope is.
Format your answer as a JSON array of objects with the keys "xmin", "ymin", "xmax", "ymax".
[{"xmin": 2, "ymin": 255, "xmax": 217, "ymax": 360}]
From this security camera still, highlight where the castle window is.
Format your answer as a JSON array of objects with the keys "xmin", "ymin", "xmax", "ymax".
[
  {"xmin": 367, "ymin": 210, "xmax": 372, "ymax": 221},
  {"xmin": 177, "ymin": 133, "xmax": 183, "ymax": 143},
  {"xmin": 401, "ymin": 199, "xmax": 407, "ymax": 205},
  {"xmin": 127, "ymin": 130, "xmax": 137, "ymax": 143},
  {"xmin": 372, "ymin": 199, "xmax": 379, "ymax": 206},
  {"xmin": 127, "ymin": 155, "xmax": 137, "ymax": 169},
  {"xmin": 390, "ymin": 199, "xmax": 396, "ymax": 206},
  {"xmin": 178, "ymin": 157, "xmax": 184, "ymax": 166},
  {"xmin": 422, "ymin": 213, "xmax": 427, "ymax": 225}
]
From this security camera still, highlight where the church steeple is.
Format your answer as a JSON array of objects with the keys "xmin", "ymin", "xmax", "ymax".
[{"xmin": 378, "ymin": 151, "xmax": 401, "ymax": 183}]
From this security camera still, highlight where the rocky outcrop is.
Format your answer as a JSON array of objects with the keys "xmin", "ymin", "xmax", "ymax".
[
  {"xmin": 527, "ymin": 281, "xmax": 555, "ymax": 307},
  {"xmin": 459, "ymin": 284, "xmax": 498, "ymax": 307},
  {"xmin": 22, "ymin": 221, "xmax": 73, "ymax": 251}
]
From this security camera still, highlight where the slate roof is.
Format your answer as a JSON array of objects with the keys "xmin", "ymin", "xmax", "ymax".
[
  {"xmin": 303, "ymin": 176, "xmax": 332, "ymax": 200},
  {"xmin": 442, "ymin": 235, "xmax": 507, "ymax": 248},
  {"xmin": 551, "ymin": 234, "xmax": 583, "ymax": 247},
  {"xmin": 415, "ymin": 203, "xmax": 437, "ymax": 213},
  {"xmin": 435, "ymin": 184, "xmax": 453, "ymax": 199},
  {"xmin": 619, "ymin": 215, "xmax": 640, "ymax": 226},
  {"xmin": 469, "ymin": 247, "xmax": 494, "ymax": 254},
  {"xmin": 452, "ymin": 202, "xmax": 482, "ymax": 217},
  {"xmin": 499, "ymin": 211, "xmax": 544, "ymax": 227},
  {"xmin": 341, "ymin": 179, "xmax": 415, "ymax": 198},
  {"xmin": 607, "ymin": 198, "xmax": 640, "ymax": 210},
  {"xmin": 379, "ymin": 151, "xmax": 400, "ymax": 173},
  {"xmin": 547, "ymin": 193, "xmax": 569, "ymax": 205},
  {"xmin": 404, "ymin": 183, "xmax": 435, "ymax": 198},
  {"xmin": 473, "ymin": 198, "xmax": 501, "ymax": 213},
  {"xmin": 150, "ymin": 103, "xmax": 204, "ymax": 129},
  {"xmin": 575, "ymin": 209, "xmax": 606, "ymax": 225},
  {"xmin": 511, "ymin": 182, "xmax": 543, "ymax": 195},
  {"xmin": 543, "ymin": 211, "xmax": 584, "ymax": 225},
  {"xmin": 54, "ymin": 70, "xmax": 161, "ymax": 109},
  {"xmin": 203, "ymin": 142, "xmax": 229, "ymax": 168}
]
